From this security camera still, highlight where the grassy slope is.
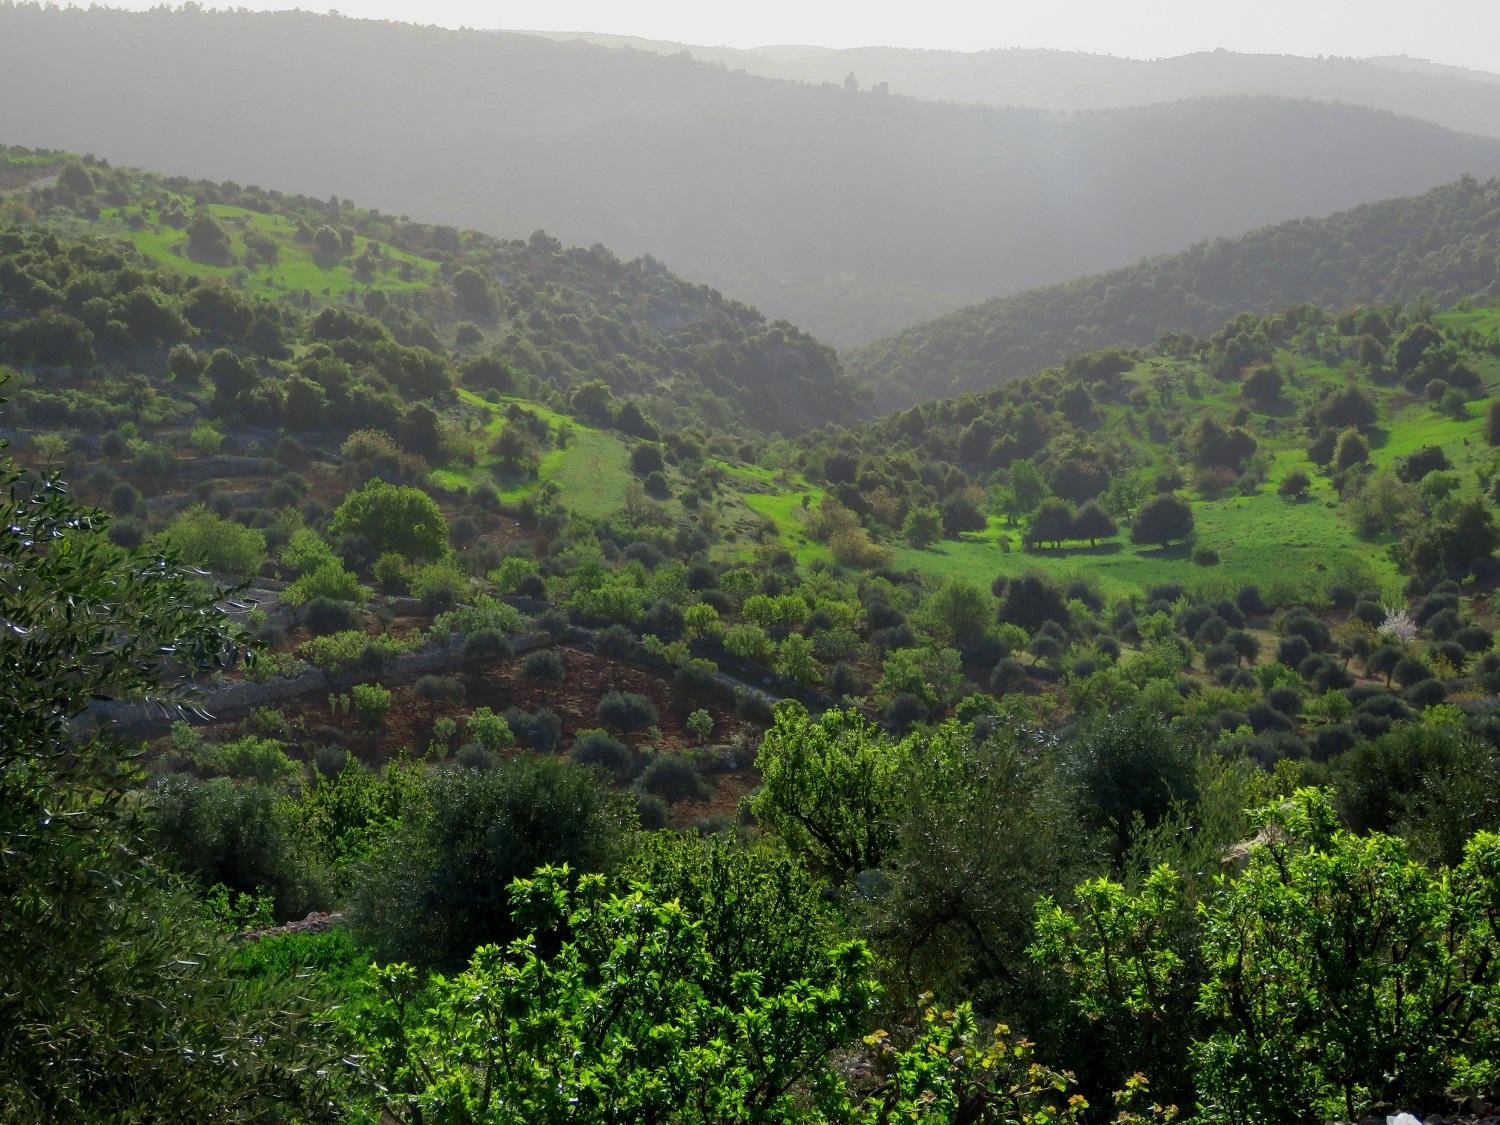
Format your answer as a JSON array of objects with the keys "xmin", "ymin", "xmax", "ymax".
[
  {"xmin": 780, "ymin": 304, "xmax": 1500, "ymax": 601},
  {"xmin": 93, "ymin": 199, "xmax": 441, "ymax": 297},
  {"xmin": 435, "ymin": 393, "xmax": 822, "ymax": 560}
]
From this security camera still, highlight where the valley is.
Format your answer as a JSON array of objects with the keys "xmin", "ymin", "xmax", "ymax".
[{"xmin": 6, "ymin": 10, "xmax": 1500, "ymax": 1120}]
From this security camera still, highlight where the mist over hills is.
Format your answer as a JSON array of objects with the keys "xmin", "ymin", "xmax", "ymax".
[
  {"xmin": 529, "ymin": 33, "xmax": 1500, "ymax": 139},
  {"xmin": 5, "ymin": 6, "xmax": 1500, "ymax": 348},
  {"xmin": 847, "ymin": 174, "xmax": 1500, "ymax": 409}
]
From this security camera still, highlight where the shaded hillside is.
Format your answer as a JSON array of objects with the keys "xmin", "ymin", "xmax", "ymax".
[
  {"xmin": 0, "ymin": 147, "xmax": 855, "ymax": 433},
  {"xmin": 534, "ymin": 35, "xmax": 1500, "ymax": 140},
  {"xmin": 5, "ymin": 9, "xmax": 1500, "ymax": 345},
  {"xmin": 848, "ymin": 175, "xmax": 1500, "ymax": 409}
]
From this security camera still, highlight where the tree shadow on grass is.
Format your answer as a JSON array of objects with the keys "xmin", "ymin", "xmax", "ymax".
[
  {"xmin": 1023, "ymin": 542, "xmax": 1125, "ymax": 557},
  {"xmin": 1246, "ymin": 395, "xmax": 1299, "ymax": 420},
  {"xmin": 1132, "ymin": 541, "xmax": 1194, "ymax": 560}
]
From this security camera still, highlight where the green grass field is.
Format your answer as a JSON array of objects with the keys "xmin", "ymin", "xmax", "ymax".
[
  {"xmin": 90, "ymin": 200, "xmax": 440, "ymax": 298},
  {"xmin": 738, "ymin": 310, "xmax": 1500, "ymax": 602}
]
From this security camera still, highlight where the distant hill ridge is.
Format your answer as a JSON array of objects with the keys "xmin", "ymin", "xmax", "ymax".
[
  {"xmin": 846, "ymin": 174, "xmax": 1500, "ymax": 410},
  {"xmin": 527, "ymin": 33, "xmax": 1500, "ymax": 137},
  {"xmin": 5, "ymin": 6, "xmax": 1500, "ymax": 346}
]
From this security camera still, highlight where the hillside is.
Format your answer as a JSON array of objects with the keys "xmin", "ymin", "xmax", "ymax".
[
  {"xmin": 531, "ymin": 34, "xmax": 1500, "ymax": 140},
  {"xmin": 6, "ymin": 9, "xmax": 1500, "ymax": 345},
  {"xmin": 848, "ymin": 174, "xmax": 1500, "ymax": 410},
  {"xmin": 0, "ymin": 147, "xmax": 855, "ymax": 433},
  {"xmin": 10, "ymin": 135, "xmax": 1500, "ymax": 1121},
  {"xmin": 798, "ymin": 291, "xmax": 1500, "ymax": 612}
]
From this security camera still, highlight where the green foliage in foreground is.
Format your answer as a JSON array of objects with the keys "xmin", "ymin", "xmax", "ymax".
[
  {"xmin": 1032, "ymin": 789, "xmax": 1500, "ymax": 1123},
  {"xmin": 346, "ymin": 757, "xmax": 639, "ymax": 970},
  {"xmin": 351, "ymin": 865, "xmax": 1086, "ymax": 1125},
  {"xmin": 0, "ymin": 451, "xmax": 332, "ymax": 1119}
]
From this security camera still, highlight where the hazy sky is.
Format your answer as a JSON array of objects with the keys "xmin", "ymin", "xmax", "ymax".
[{"xmin": 116, "ymin": 1, "xmax": 1500, "ymax": 73}]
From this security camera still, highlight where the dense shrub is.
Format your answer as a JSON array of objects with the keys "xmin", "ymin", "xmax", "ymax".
[
  {"xmin": 672, "ymin": 659, "xmax": 719, "ymax": 702},
  {"xmin": 156, "ymin": 506, "xmax": 266, "ymax": 578},
  {"xmin": 454, "ymin": 744, "xmax": 500, "ymax": 771},
  {"xmin": 462, "ymin": 628, "xmax": 512, "ymax": 663},
  {"xmin": 503, "ymin": 707, "xmax": 562, "ymax": 753},
  {"xmin": 147, "ymin": 776, "xmax": 329, "ymax": 923},
  {"xmin": 597, "ymin": 691, "xmax": 658, "ymax": 733},
  {"xmin": 347, "ymin": 758, "xmax": 636, "ymax": 969},
  {"xmin": 521, "ymin": 649, "xmax": 566, "ymax": 684},
  {"xmin": 638, "ymin": 755, "xmax": 711, "ymax": 804},
  {"xmin": 313, "ymin": 744, "xmax": 349, "ymax": 779},
  {"xmin": 351, "ymin": 683, "xmax": 392, "ymax": 728},
  {"xmin": 301, "ymin": 596, "xmax": 357, "ymax": 636},
  {"xmin": 990, "ymin": 657, "xmax": 1026, "ymax": 695},
  {"xmin": 569, "ymin": 729, "xmax": 634, "ymax": 781},
  {"xmin": 189, "ymin": 735, "xmax": 299, "ymax": 786}
]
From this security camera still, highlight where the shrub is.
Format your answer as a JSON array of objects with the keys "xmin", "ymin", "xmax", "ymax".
[
  {"xmin": 686, "ymin": 709, "xmax": 714, "ymax": 744},
  {"xmin": 723, "ymin": 622, "xmax": 774, "ymax": 664},
  {"xmin": 347, "ymin": 758, "xmax": 636, "ymax": 968},
  {"xmin": 672, "ymin": 659, "xmax": 719, "ymax": 701},
  {"xmin": 521, "ymin": 649, "xmax": 566, "ymax": 684},
  {"xmin": 190, "ymin": 735, "xmax": 299, "ymax": 786},
  {"xmin": 331, "ymin": 480, "xmax": 447, "ymax": 562},
  {"xmin": 156, "ymin": 506, "xmax": 266, "ymax": 578},
  {"xmin": 414, "ymin": 675, "xmax": 464, "ymax": 706},
  {"xmin": 823, "ymin": 661, "xmax": 860, "ymax": 698},
  {"xmin": 462, "ymin": 628, "xmax": 512, "ymax": 663},
  {"xmin": 883, "ymin": 692, "xmax": 930, "ymax": 732},
  {"xmin": 467, "ymin": 707, "xmax": 514, "ymax": 752},
  {"xmin": 279, "ymin": 528, "xmax": 337, "ymax": 574},
  {"xmin": 570, "ymin": 729, "xmax": 634, "ymax": 780},
  {"xmin": 299, "ymin": 629, "xmax": 415, "ymax": 673},
  {"xmin": 629, "ymin": 444, "xmax": 664, "ymax": 475},
  {"xmin": 639, "ymin": 756, "xmax": 710, "ymax": 804},
  {"xmin": 351, "ymin": 683, "xmax": 393, "ymax": 728},
  {"xmin": 1192, "ymin": 545, "xmax": 1221, "ymax": 567},
  {"xmin": 432, "ymin": 596, "xmax": 523, "ymax": 639},
  {"xmin": 504, "ymin": 707, "xmax": 562, "ymax": 753},
  {"xmin": 635, "ymin": 792, "xmax": 670, "ymax": 830},
  {"xmin": 285, "ymin": 560, "xmax": 369, "ymax": 607},
  {"xmin": 597, "ymin": 691, "xmax": 658, "ymax": 733},
  {"xmin": 300, "ymin": 596, "xmax": 357, "ymax": 636},
  {"xmin": 455, "ymin": 743, "xmax": 500, "ymax": 770},
  {"xmin": 990, "ymin": 657, "xmax": 1026, "ymax": 695},
  {"xmin": 147, "ymin": 776, "xmax": 328, "ymax": 922},
  {"xmin": 372, "ymin": 552, "xmax": 409, "ymax": 593},
  {"xmin": 107, "ymin": 518, "xmax": 145, "ymax": 549},
  {"xmin": 734, "ymin": 688, "xmax": 774, "ymax": 726},
  {"xmin": 410, "ymin": 561, "xmax": 467, "ymax": 613},
  {"xmin": 1277, "ymin": 470, "xmax": 1311, "ymax": 500},
  {"xmin": 314, "ymin": 744, "xmax": 349, "ymax": 779}
]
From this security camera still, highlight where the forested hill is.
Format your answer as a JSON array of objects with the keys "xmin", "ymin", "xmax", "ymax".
[
  {"xmin": 0, "ymin": 147, "xmax": 856, "ymax": 433},
  {"xmin": 6, "ymin": 10, "xmax": 1500, "ymax": 347},
  {"xmin": 531, "ymin": 35, "xmax": 1500, "ymax": 141},
  {"xmin": 848, "ymin": 174, "xmax": 1500, "ymax": 410}
]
